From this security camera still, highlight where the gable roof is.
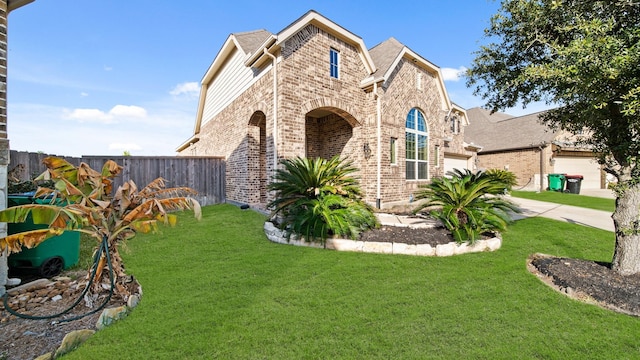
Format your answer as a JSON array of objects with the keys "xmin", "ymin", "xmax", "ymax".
[
  {"xmin": 364, "ymin": 37, "xmax": 451, "ymax": 111},
  {"xmin": 179, "ymin": 10, "xmax": 464, "ymax": 152},
  {"xmin": 246, "ymin": 10, "xmax": 377, "ymax": 75},
  {"xmin": 465, "ymin": 107, "xmax": 558, "ymax": 152},
  {"xmin": 368, "ymin": 37, "xmax": 404, "ymax": 81},
  {"xmin": 234, "ymin": 30, "xmax": 274, "ymax": 55}
]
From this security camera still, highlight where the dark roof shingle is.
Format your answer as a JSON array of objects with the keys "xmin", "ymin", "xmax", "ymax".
[{"xmin": 465, "ymin": 107, "xmax": 557, "ymax": 152}]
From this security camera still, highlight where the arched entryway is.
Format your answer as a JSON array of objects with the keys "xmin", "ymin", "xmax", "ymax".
[
  {"xmin": 305, "ymin": 107, "xmax": 359, "ymax": 159},
  {"xmin": 248, "ymin": 111, "xmax": 267, "ymax": 204}
]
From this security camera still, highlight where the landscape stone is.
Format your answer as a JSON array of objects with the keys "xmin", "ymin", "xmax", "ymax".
[
  {"xmin": 435, "ymin": 243, "xmax": 456, "ymax": 257},
  {"xmin": 264, "ymin": 222, "xmax": 501, "ymax": 257},
  {"xmin": 127, "ymin": 294, "xmax": 141, "ymax": 308},
  {"xmin": 363, "ymin": 241, "xmax": 393, "ymax": 254},
  {"xmin": 96, "ymin": 306, "xmax": 128, "ymax": 330},
  {"xmin": 393, "ymin": 242, "xmax": 417, "ymax": 255},
  {"xmin": 56, "ymin": 329, "xmax": 95, "ymax": 357},
  {"xmin": 327, "ymin": 239, "xmax": 364, "ymax": 252},
  {"xmin": 415, "ymin": 244, "xmax": 435, "ymax": 256}
]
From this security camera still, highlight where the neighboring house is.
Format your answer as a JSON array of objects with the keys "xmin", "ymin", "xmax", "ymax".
[
  {"xmin": 465, "ymin": 107, "xmax": 605, "ymax": 191},
  {"xmin": 177, "ymin": 10, "xmax": 477, "ymax": 208}
]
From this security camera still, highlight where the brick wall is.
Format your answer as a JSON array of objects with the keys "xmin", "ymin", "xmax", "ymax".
[
  {"xmin": 184, "ymin": 23, "xmax": 474, "ymax": 207},
  {"xmin": 477, "ymin": 146, "xmax": 552, "ymax": 189}
]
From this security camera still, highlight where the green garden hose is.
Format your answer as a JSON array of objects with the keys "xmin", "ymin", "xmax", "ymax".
[{"xmin": 2, "ymin": 235, "xmax": 115, "ymax": 323}]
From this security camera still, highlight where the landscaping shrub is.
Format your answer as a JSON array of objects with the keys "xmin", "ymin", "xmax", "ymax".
[
  {"xmin": 485, "ymin": 168, "xmax": 518, "ymax": 192},
  {"xmin": 413, "ymin": 170, "xmax": 520, "ymax": 243},
  {"xmin": 267, "ymin": 156, "xmax": 378, "ymax": 243}
]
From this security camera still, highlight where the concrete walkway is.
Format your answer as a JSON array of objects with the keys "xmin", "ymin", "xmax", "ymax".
[
  {"xmin": 508, "ymin": 197, "xmax": 614, "ymax": 232},
  {"xmin": 377, "ymin": 192, "xmax": 616, "ymax": 233}
]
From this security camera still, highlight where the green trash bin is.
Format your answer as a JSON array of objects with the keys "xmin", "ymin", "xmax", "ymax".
[
  {"xmin": 7, "ymin": 193, "xmax": 80, "ymax": 278},
  {"xmin": 547, "ymin": 173, "xmax": 566, "ymax": 192}
]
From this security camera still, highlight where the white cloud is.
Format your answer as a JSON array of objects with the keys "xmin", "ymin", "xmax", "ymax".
[
  {"xmin": 64, "ymin": 104, "xmax": 147, "ymax": 124},
  {"xmin": 170, "ymin": 82, "xmax": 200, "ymax": 96},
  {"xmin": 104, "ymin": 66, "xmax": 113, "ymax": 71},
  {"xmin": 109, "ymin": 105, "xmax": 147, "ymax": 118},
  {"xmin": 441, "ymin": 66, "xmax": 468, "ymax": 82},
  {"xmin": 67, "ymin": 108, "xmax": 112, "ymax": 123},
  {"xmin": 80, "ymin": 92, "xmax": 89, "ymax": 97}
]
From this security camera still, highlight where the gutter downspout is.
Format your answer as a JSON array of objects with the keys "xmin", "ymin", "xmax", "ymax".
[
  {"xmin": 264, "ymin": 48, "xmax": 278, "ymax": 171},
  {"xmin": 374, "ymin": 82, "xmax": 381, "ymax": 209},
  {"xmin": 539, "ymin": 143, "xmax": 546, "ymax": 192}
]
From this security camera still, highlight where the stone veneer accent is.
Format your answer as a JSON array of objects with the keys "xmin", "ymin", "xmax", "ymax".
[{"xmin": 263, "ymin": 222, "xmax": 502, "ymax": 256}]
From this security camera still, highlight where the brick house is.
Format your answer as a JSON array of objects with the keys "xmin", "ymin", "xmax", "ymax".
[
  {"xmin": 177, "ymin": 10, "xmax": 477, "ymax": 208},
  {"xmin": 465, "ymin": 107, "xmax": 606, "ymax": 191}
]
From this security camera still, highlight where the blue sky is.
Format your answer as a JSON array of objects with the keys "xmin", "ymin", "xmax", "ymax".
[{"xmin": 6, "ymin": 0, "xmax": 549, "ymax": 157}]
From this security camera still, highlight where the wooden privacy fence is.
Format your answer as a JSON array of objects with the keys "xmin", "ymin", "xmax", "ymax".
[{"xmin": 8, "ymin": 151, "xmax": 225, "ymax": 206}]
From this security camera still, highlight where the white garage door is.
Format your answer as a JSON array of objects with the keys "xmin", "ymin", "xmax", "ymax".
[
  {"xmin": 554, "ymin": 156, "xmax": 602, "ymax": 189},
  {"xmin": 444, "ymin": 155, "xmax": 469, "ymax": 175}
]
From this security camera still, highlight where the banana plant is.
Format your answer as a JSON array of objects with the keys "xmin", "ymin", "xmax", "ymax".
[{"xmin": 0, "ymin": 157, "xmax": 201, "ymax": 305}]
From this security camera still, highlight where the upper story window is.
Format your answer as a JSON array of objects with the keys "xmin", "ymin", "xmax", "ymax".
[
  {"xmin": 450, "ymin": 115, "xmax": 460, "ymax": 134},
  {"xmin": 330, "ymin": 48, "xmax": 339, "ymax": 79},
  {"xmin": 405, "ymin": 108, "xmax": 429, "ymax": 180}
]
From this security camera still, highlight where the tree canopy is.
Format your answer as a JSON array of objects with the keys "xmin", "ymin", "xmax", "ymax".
[
  {"xmin": 467, "ymin": 0, "xmax": 639, "ymax": 181},
  {"xmin": 467, "ymin": 0, "xmax": 640, "ymax": 275}
]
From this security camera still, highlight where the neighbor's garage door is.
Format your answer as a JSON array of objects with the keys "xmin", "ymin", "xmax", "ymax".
[
  {"xmin": 553, "ymin": 156, "xmax": 602, "ymax": 189},
  {"xmin": 444, "ymin": 155, "xmax": 469, "ymax": 175}
]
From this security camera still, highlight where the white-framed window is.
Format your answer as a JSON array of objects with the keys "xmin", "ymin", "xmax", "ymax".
[
  {"xmin": 330, "ymin": 48, "xmax": 339, "ymax": 79},
  {"xmin": 390, "ymin": 137, "xmax": 397, "ymax": 165},
  {"xmin": 405, "ymin": 108, "xmax": 428, "ymax": 180}
]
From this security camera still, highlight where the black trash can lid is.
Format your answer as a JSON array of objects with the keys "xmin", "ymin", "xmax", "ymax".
[{"xmin": 565, "ymin": 175, "xmax": 584, "ymax": 179}]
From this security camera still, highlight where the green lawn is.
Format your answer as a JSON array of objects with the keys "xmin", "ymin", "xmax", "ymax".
[
  {"xmin": 511, "ymin": 190, "xmax": 616, "ymax": 212},
  {"xmin": 66, "ymin": 204, "xmax": 638, "ymax": 359}
]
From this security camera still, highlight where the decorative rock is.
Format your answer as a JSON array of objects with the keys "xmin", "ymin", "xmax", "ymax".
[
  {"xmin": 96, "ymin": 306, "xmax": 128, "ymax": 330},
  {"xmin": 392, "ymin": 242, "xmax": 417, "ymax": 256},
  {"xmin": 51, "ymin": 295, "xmax": 63, "ymax": 302},
  {"xmin": 127, "ymin": 294, "xmax": 141, "ymax": 308},
  {"xmin": 264, "ymin": 222, "xmax": 501, "ymax": 257},
  {"xmin": 326, "ymin": 239, "xmax": 363, "ymax": 252},
  {"xmin": 56, "ymin": 329, "xmax": 95, "ymax": 357},
  {"xmin": 6, "ymin": 278, "xmax": 21, "ymax": 286},
  {"xmin": 486, "ymin": 237, "xmax": 502, "ymax": 251},
  {"xmin": 435, "ymin": 243, "xmax": 456, "ymax": 257},
  {"xmin": 454, "ymin": 242, "xmax": 472, "ymax": 255},
  {"xmin": 363, "ymin": 241, "xmax": 393, "ymax": 254},
  {"xmin": 415, "ymin": 244, "xmax": 435, "ymax": 256}
]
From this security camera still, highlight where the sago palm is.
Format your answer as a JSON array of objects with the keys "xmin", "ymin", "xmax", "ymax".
[
  {"xmin": 414, "ymin": 170, "xmax": 520, "ymax": 243},
  {"xmin": 0, "ymin": 157, "xmax": 201, "ymax": 305},
  {"xmin": 268, "ymin": 156, "xmax": 377, "ymax": 243}
]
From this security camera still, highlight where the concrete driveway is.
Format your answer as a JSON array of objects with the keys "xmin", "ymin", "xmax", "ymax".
[{"xmin": 509, "ymin": 197, "xmax": 614, "ymax": 232}]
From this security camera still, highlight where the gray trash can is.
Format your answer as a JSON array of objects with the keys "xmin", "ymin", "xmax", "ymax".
[{"xmin": 565, "ymin": 175, "xmax": 584, "ymax": 194}]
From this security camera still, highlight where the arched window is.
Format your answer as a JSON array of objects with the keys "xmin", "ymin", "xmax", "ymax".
[{"xmin": 405, "ymin": 108, "xmax": 428, "ymax": 180}]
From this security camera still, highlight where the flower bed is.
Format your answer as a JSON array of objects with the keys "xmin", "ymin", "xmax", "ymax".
[{"xmin": 264, "ymin": 222, "xmax": 501, "ymax": 256}]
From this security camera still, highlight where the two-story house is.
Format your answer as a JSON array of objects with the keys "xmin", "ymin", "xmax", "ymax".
[{"xmin": 177, "ymin": 10, "xmax": 477, "ymax": 208}]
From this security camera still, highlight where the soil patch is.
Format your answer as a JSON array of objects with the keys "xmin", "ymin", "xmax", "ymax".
[
  {"xmin": 1, "ymin": 270, "xmax": 127, "ymax": 360},
  {"xmin": 359, "ymin": 225, "xmax": 455, "ymax": 246},
  {"xmin": 528, "ymin": 254, "xmax": 640, "ymax": 317}
]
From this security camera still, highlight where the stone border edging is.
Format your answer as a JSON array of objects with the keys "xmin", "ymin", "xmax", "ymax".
[{"xmin": 264, "ymin": 222, "xmax": 501, "ymax": 256}]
